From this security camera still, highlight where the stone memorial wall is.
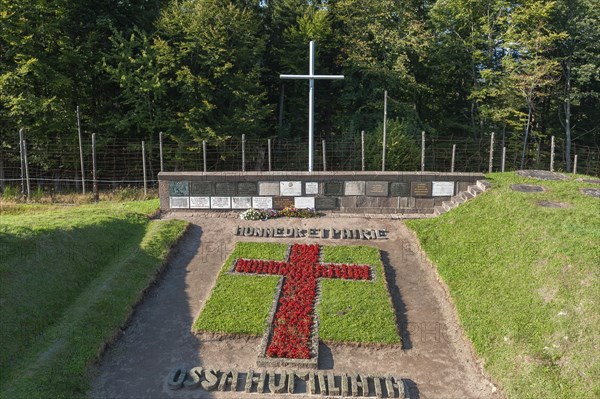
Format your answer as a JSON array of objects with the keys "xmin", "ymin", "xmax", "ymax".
[{"xmin": 158, "ymin": 171, "xmax": 485, "ymax": 215}]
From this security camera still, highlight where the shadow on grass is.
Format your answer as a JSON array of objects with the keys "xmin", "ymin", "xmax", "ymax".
[
  {"xmin": 0, "ymin": 216, "xmax": 149, "ymax": 384},
  {"xmin": 380, "ymin": 250, "xmax": 413, "ymax": 350}
]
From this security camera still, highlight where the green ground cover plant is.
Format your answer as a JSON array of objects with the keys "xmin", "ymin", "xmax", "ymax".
[
  {"xmin": 405, "ymin": 173, "xmax": 600, "ymax": 399},
  {"xmin": 0, "ymin": 200, "xmax": 187, "ymax": 399},
  {"xmin": 193, "ymin": 242, "xmax": 400, "ymax": 344}
]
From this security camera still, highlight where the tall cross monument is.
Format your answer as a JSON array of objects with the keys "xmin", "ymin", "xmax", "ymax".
[{"xmin": 280, "ymin": 41, "xmax": 344, "ymax": 172}]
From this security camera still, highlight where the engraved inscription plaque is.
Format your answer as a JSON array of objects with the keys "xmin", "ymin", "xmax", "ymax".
[
  {"xmin": 170, "ymin": 196, "xmax": 189, "ymax": 208},
  {"xmin": 211, "ymin": 197, "xmax": 231, "ymax": 209},
  {"xmin": 259, "ymin": 182, "xmax": 280, "ymax": 196},
  {"xmin": 189, "ymin": 197, "xmax": 210, "ymax": 209},
  {"xmin": 237, "ymin": 182, "xmax": 258, "ymax": 196},
  {"xmin": 411, "ymin": 182, "xmax": 432, "ymax": 197},
  {"xmin": 280, "ymin": 181, "xmax": 302, "ymax": 196},
  {"xmin": 324, "ymin": 181, "xmax": 343, "ymax": 196},
  {"xmin": 294, "ymin": 197, "xmax": 315, "ymax": 209},
  {"xmin": 344, "ymin": 181, "xmax": 365, "ymax": 196},
  {"xmin": 315, "ymin": 197, "xmax": 338, "ymax": 210},
  {"xmin": 190, "ymin": 181, "xmax": 212, "ymax": 196},
  {"xmin": 273, "ymin": 196, "xmax": 294, "ymax": 210},
  {"xmin": 432, "ymin": 181, "xmax": 455, "ymax": 196},
  {"xmin": 169, "ymin": 181, "xmax": 189, "ymax": 196},
  {"xmin": 214, "ymin": 182, "xmax": 236, "ymax": 196},
  {"xmin": 252, "ymin": 197, "xmax": 273, "ymax": 209},
  {"xmin": 305, "ymin": 182, "xmax": 319, "ymax": 195},
  {"xmin": 390, "ymin": 182, "xmax": 410, "ymax": 197},
  {"xmin": 231, "ymin": 197, "xmax": 252, "ymax": 209},
  {"xmin": 366, "ymin": 181, "xmax": 389, "ymax": 196}
]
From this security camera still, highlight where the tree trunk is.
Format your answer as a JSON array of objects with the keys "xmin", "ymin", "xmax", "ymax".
[
  {"xmin": 278, "ymin": 83, "xmax": 285, "ymax": 130},
  {"xmin": 520, "ymin": 101, "xmax": 533, "ymax": 169},
  {"xmin": 564, "ymin": 60, "xmax": 572, "ymax": 172}
]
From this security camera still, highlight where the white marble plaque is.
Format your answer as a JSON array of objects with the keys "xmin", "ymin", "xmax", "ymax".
[
  {"xmin": 210, "ymin": 196, "xmax": 231, "ymax": 209},
  {"xmin": 432, "ymin": 181, "xmax": 455, "ymax": 196},
  {"xmin": 305, "ymin": 182, "xmax": 319, "ymax": 195},
  {"xmin": 294, "ymin": 197, "xmax": 315, "ymax": 209},
  {"xmin": 189, "ymin": 196, "xmax": 210, "ymax": 209},
  {"xmin": 259, "ymin": 182, "xmax": 280, "ymax": 196},
  {"xmin": 252, "ymin": 196, "xmax": 273, "ymax": 209},
  {"xmin": 280, "ymin": 181, "xmax": 302, "ymax": 196},
  {"xmin": 170, "ymin": 197, "xmax": 189, "ymax": 209},
  {"xmin": 231, "ymin": 196, "xmax": 252, "ymax": 209},
  {"xmin": 344, "ymin": 181, "xmax": 365, "ymax": 196}
]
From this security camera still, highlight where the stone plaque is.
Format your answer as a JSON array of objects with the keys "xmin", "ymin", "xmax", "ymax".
[
  {"xmin": 315, "ymin": 197, "xmax": 338, "ymax": 210},
  {"xmin": 214, "ymin": 182, "xmax": 236, "ymax": 196},
  {"xmin": 411, "ymin": 182, "xmax": 432, "ymax": 197},
  {"xmin": 366, "ymin": 181, "xmax": 389, "ymax": 196},
  {"xmin": 280, "ymin": 181, "xmax": 302, "ymax": 196},
  {"xmin": 231, "ymin": 196, "xmax": 252, "ymax": 209},
  {"xmin": 169, "ymin": 181, "xmax": 189, "ymax": 196},
  {"xmin": 305, "ymin": 182, "xmax": 319, "ymax": 195},
  {"xmin": 259, "ymin": 182, "xmax": 280, "ymax": 196},
  {"xmin": 390, "ymin": 182, "xmax": 410, "ymax": 197},
  {"xmin": 169, "ymin": 196, "xmax": 189, "ymax": 209},
  {"xmin": 211, "ymin": 197, "xmax": 231, "ymax": 209},
  {"xmin": 580, "ymin": 188, "xmax": 600, "ymax": 198},
  {"xmin": 190, "ymin": 181, "xmax": 212, "ymax": 196},
  {"xmin": 432, "ymin": 181, "xmax": 455, "ymax": 197},
  {"xmin": 510, "ymin": 184, "xmax": 546, "ymax": 193},
  {"xmin": 273, "ymin": 197, "xmax": 294, "ymax": 210},
  {"xmin": 344, "ymin": 181, "xmax": 365, "ymax": 196},
  {"xmin": 237, "ymin": 182, "xmax": 258, "ymax": 196},
  {"xmin": 324, "ymin": 181, "xmax": 343, "ymax": 196},
  {"xmin": 294, "ymin": 197, "xmax": 315, "ymax": 209},
  {"xmin": 189, "ymin": 196, "xmax": 210, "ymax": 209},
  {"xmin": 252, "ymin": 197, "xmax": 273, "ymax": 209}
]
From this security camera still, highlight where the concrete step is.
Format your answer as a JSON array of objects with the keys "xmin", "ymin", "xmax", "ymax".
[
  {"xmin": 442, "ymin": 201, "xmax": 458, "ymax": 211},
  {"xmin": 459, "ymin": 190, "xmax": 475, "ymax": 201},
  {"xmin": 468, "ymin": 185, "xmax": 483, "ymax": 196},
  {"xmin": 433, "ymin": 206, "xmax": 446, "ymax": 216},
  {"xmin": 451, "ymin": 195, "xmax": 466, "ymax": 205},
  {"xmin": 477, "ymin": 180, "xmax": 492, "ymax": 191}
]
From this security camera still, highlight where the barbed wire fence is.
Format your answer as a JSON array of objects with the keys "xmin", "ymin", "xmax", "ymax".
[{"xmin": 1, "ymin": 130, "xmax": 599, "ymax": 200}]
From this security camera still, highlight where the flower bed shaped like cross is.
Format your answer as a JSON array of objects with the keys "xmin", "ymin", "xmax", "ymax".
[{"xmin": 233, "ymin": 244, "xmax": 372, "ymax": 363}]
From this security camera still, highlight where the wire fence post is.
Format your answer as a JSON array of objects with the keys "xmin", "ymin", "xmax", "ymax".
[
  {"xmin": 76, "ymin": 105, "xmax": 86, "ymax": 194},
  {"xmin": 22, "ymin": 139, "xmax": 31, "ymax": 201},
  {"xmin": 19, "ymin": 128, "xmax": 25, "ymax": 197},
  {"xmin": 322, "ymin": 139, "xmax": 327, "ymax": 172},
  {"xmin": 159, "ymin": 131, "xmax": 164, "ymax": 172},
  {"xmin": 550, "ymin": 135, "xmax": 555, "ymax": 172},
  {"xmin": 92, "ymin": 133, "xmax": 98, "ymax": 202},
  {"xmin": 142, "ymin": 141, "xmax": 147, "ymax": 196},
  {"xmin": 573, "ymin": 154, "xmax": 578, "ymax": 175},
  {"xmin": 241, "ymin": 134, "xmax": 246, "ymax": 172},
  {"xmin": 501, "ymin": 146, "xmax": 506, "ymax": 173},
  {"xmin": 421, "ymin": 131, "xmax": 425, "ymax": 172},
  {"xmin": 202, "ymin": 140, "xmax": 207, "ymax": 172},
  {"xmin": 382, "ymin": 90, "xmax": 387, "ymax": 171},
  {"xmin": 361, "ymin": 130, "xmax": 365, "ymax": 171},
  {"xmin": 451, "ymin": 144, "xmax": 456, "ymax": 173},
  {"xmin": 489, "ymin": 132, "xmax": 495, "ymax": 173},
  {"xmin": 268, "ymin": 139, "xmax": 272, "ymax": 172}
]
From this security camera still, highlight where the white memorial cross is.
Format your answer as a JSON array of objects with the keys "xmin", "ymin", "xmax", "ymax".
[{"xmin": 280, "ymin": 41, "xmax": 344, "ymax": 172}]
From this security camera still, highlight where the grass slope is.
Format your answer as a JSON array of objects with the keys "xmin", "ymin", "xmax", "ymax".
[
  {"xmin": 0, "ymin": 200, "xmax": 187, "ymax": 399},
  {"xmin": 194, "ymin": 242, "xmax": 400, "ymax": 344},
  {"xmin": 406, "ymin": 173, "xmax": 600, "ymax": 399}
]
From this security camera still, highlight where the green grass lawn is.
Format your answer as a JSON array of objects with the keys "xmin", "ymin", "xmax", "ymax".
[
  {"xmin": 405, "ymin": 173, "xmax": 600, "ymax": 399},
  {"xmin": 0, "ymin": 200, "xmax": 187, "ymax": 399},
  {"xmin": 193, "ymin": 242, "xmax": 400, "ymax": 344}
]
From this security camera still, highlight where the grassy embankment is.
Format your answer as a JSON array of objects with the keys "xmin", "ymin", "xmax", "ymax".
[
  {"xmin": 405, "ymin": 173, "xmax": 600, "ymax": 399},
  {"xmin": 0, "ymin": 199, "xmax": 187, "ymax": 399},
  {"xmin": 193, "ymin": 242, "xmax": 400, "ymax": 344}
]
